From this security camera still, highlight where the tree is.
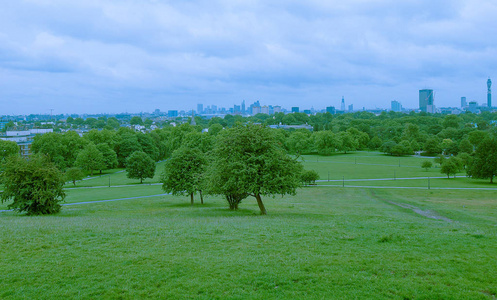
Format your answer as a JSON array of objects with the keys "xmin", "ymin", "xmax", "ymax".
[
  {"xmin": 301, "ymin": 170, "xmax": 320, "ymax": 186},
  {"xmin": 314, "ymin": 130, "xmax": 339, "ymax": 155},
  {"xmin": 1, "ymin": 155, "xmax": 66, "ymax": 215},
  {"xmin": 126, "ymin": 151, "xmax": 155, "ymax": 183},
  {"xmin": 205, "ymin": 124, "xmax": 303, "ymax": 214},
  {"xmin": 65, "ymin": 167, "xmax": 84, "ymax": 186},
  {"xmin": 161, "ymin": 147, "xmax": 207, "ymax": 205},
  {"xmin": 337, "ymin": 131, "xmax": 358, "ymax": 153},
  {"xmin": 467, "ymin": 137, "xmax": 497, "ymax": 183},
  {"xmin": 96, "ymin": 143, "xmax": 118, "ymax": 170},
  {"xmin": 380, "ymin": 141, "xmax": 397, "ymax": 155},
  {"xmin": 115, "ymin": 134, "xmax": 142, "ymax": 167},
  {"xmin": 75, "ymin": 143, "xmax": 104, "ymax": 176},
  {"xmin": 130, "ymin": 116, "xmax": 144, "ymax": 126},
  {"xmin": 421, "ymin": 161, "xmax": 433, "ymax": 171},
  {"xmin": 0, "ymin": 140, "xmax": 19, "ymax": 163},
  {"xmin": 440, "ymin": 156, "xmax": 463, "ymax": 178}
]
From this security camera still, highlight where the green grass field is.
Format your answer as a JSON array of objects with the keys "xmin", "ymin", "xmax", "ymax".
[{"xmin": 1, "ymin": 152, "xmax": 496, "ymax": 299}]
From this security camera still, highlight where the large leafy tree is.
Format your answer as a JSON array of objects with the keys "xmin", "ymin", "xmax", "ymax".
[
  {"xmin": 96, "ymin": 143, "xmax": 118, "ymax": 170},
  {"xmin": 314, "ymin": 130, "xmax": 340, "ymax": 155},
  {"xmin": 161, "ymin": 147, "xmax": 207, "ymax": 205},
  {"xmin": 65, "ymin": 167, "xmax": 84, "ymax": 186},
  {"xmin": 0, "ymin": 140, "xmax": 19, "ymax": 163},
  {"xmin": 1, "ymin": 155, "xmax": 66, "ymax": 215},
  {"xmin": 75, "ymin": 143, "xmax": 104, "ymax": 176},
  {"xmin": 126, "ymin": 151, "xmax": 155, "ymax": 183},
  {"xmin": 467, "ymin": 137, "xmax": 497, "ymax": 183},
  {"xmin": 206, "ymin": 124, "xmax": 303, "ymax": 214}
]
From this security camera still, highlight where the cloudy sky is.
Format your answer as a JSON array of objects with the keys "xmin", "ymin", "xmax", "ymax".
[{"xmin": 1, "ymin": 0, "xmax": 496, "ymax": 115}]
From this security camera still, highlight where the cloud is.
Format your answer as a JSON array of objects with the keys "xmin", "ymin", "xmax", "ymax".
[{"xmin": 0, "ymin": 0, "xmax": 496, "ymax": 114}]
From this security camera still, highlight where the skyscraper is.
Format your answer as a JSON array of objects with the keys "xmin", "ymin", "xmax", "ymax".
[
  {"xmin": 461, "ymin": 97, "xmax": 467, "ymax": 108},
  {"xmin": 419, "ymin": 89, "xmax": 434, "ymax": 113},
  {"xmin": 197, "ymin": 104, "xmax": 203, "ymax": 114},
  {"xmin": 241, "ymin": 100, "xmax": 246, "ymax": 114},
  {"xmin": 391, "ymin": 100, "xmax": 402, "ymax": 112},
  {"xmin": 488, "ymin": 78, "xmax": 492, "ymax": 108},
  {"xmin": 341, "ymin": 96, "xmax": 345, "ymax": 111}
]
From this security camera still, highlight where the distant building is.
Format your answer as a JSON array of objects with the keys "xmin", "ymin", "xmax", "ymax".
[
  {"xmin": 234, "ymin": 105, "xmax": 241, "ymax": 114},
  {"xmin": 291, "ymin": 107, "xmax": 299, "ymax": 113},
  {"xmin": 348, "ymin": 104, "xmax": 353, "ymax": 112},
  {"xmin": 197, "ymin": 104, "xmax": 203, "ymax": 114},
  {"xmin": 326, "ymin": 106, "xmax": 336, "ymax": 114},
  {"xmin": 273, "ymin": 106, "xmax": 282, "ymax": 113},
  {"xmin": 168, "ymin": 110, "xmax": 178, "ymax": 118},
  {"xmin": 190, "ymin": 111, "xmax": 196, "ymax": 126},
  {"xmin": 468, "ymin": 101, "xmax": 479, "ymax": 113},
  {"xmin": 419, "ymin": 89, "xmax": 434, "ymax": 113},
  {"xmin": 391, "ymin": 100, "xmax": 402, "ymax": 112},
  {"xmin": 261, "ymin": 106, "xmax": 269, "ymax": 115},
  {"xmin": 461, "ymin": 97, "xmax": 467, "ymax": 108},
  {"xmin": 341, "ymin": 97, "xmax": 345, "ymax": 111},
  {"xmin": 252, "ymin": 106, "xmax": 261, "ymax": 115},
  {"xmin": 241, "ymin": 100, "xmax": 246, "ymax": 114},
  {"xmin": 1, "ymin": 129, "xmax": 53, "ymax": 158},
  {"xmin": 303, "ymin": 109, "xmax": 311, "ymax": 115},
  {"xmin": 488, "ymin": 78, "xmax": 492, "ymax": 108}
]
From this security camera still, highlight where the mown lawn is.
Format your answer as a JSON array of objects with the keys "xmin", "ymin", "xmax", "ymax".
[{"xmin": 1, "ymin": 186, "xmax": 496, "ymax": 299}]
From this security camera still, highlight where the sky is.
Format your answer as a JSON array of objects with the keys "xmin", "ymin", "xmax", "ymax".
[{"xmin": 1, "ymin": 0, "xmax": 497, "ymax": 115}]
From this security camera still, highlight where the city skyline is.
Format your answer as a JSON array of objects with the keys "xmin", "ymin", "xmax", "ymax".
[{"xmin": 1, "ymin": 1, "xmax": 496, "ymax": 114}]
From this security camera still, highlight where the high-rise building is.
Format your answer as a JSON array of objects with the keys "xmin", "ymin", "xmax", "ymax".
[
  {"xmin": 168, "ymin": 110, "xmax": 178, "ymax": 118},
  {"xmin": 341, "ymin": 96, "xmax": 345, "ymax": 111},
  {"xmin": 241, "ymin": 100, "xmax": 246, "ymax": 114},
  {"xmin": 273, "ymin": 106, "xmax": 281, "ymax": 113},
  {"xmin": 488, "ymin": 78, "xmax": 492, "ymax": 108},
  {"xmin": 391, "ymin": 100, "xmax": 402, "ymax": 112},
  {"xmin": 419, "ymin": 89, "xmax": 434, "ymax": 113},
  {"xmin": 197, "ymin": 104, "xmax": 203, "ymax": 114},
  {"xmin": 326, "ymin": 106, "xmax": 336, "ymax": 114},
  {"xmin": 261, "ymin": 106, "xmax": 269, "ymax": 115},
  {"xmin": 348, "ymin": 104, "xmax": 353, "ymax": 112},
  {"xmin": 291, "ymin": 107, "xmax": 299, "ymax": 113},
  {"xmin": 461, "ymin": 97, "xmax": 467, "ymax": 108}
]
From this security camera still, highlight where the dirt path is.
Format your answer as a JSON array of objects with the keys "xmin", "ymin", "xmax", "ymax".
[{"xmin": 370, "ymin": 190, "xmax": 453, "ymax": 222}]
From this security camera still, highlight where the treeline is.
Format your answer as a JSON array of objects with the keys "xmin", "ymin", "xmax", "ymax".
[{"xmin": 1, "ymin": 124, "xmax": 303, "ymax": 216}]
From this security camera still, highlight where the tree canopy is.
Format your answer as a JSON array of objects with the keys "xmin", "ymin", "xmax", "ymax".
[
  {"xmin": 161, "ymin": 147, "xmax": 207, "ymax": 205},
  {"xmin": 126, "ymin": 151, "xmax": 156, "ymax": 183},
  {"xmin": 467, "ymin": 136, "xmax": 497, "ymax": 183},
  {"xmin": 1, "ymin": 155, "xmax": 66, "ymax": 215},
  {"xmin": 205, "ymin": 124, "xmax": 303, "ymax": 214}
]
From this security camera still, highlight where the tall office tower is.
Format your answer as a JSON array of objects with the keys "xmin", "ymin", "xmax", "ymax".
[
  {"xmin": 348, "ymin": 104, "xmax": 353, "ymax": 112},
  {"xmin": 419, "ymin": 89, "xmax": 434, "ymax": 113},
  {"xmin": 241, "ymin": 100, "xmax": 246, "ymax": 114},
  {"xmin": 461, "ymin": 97, "xmax": 467, "ymax": 108},
  {"xmin": 391, "ymin": 100, "xmax": 402, "ymax": 112},
  {"xmin": 341, "ymin": 96, "xmax": 345, "ymax": 111},
  {"xmin": 211, "ymin": 105, "xmax": 217, "ymax": 113},
  {"xmin": 488, "ymin": 78, "xmax": 492, "ymax": 108},
  {"xmin": 197, "ymin": 104, "xmax": 203, "ymax": 114}
]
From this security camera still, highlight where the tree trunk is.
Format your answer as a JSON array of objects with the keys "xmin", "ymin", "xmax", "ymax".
[
  {"xmin": 199, "ymin": 190, "xmax": 204, "ymax": 204},
  {"xmin": 140, "ymin": 177, "xmax": 143, "ymax": 184},
  {"xmin": 255, "ymin": 194, "xmax": 267, "ymax": 215},
  {"xmin": 190, "ymin": 192, "xmax": 194, "ymax": 205}
]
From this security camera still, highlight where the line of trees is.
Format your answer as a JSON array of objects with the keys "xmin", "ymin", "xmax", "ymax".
[{"xmin": 2, "ymin": 111, "xmax": 497, "ymax": 215}]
